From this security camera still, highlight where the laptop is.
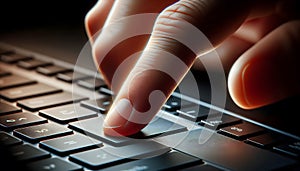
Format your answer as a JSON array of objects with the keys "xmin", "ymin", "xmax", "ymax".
[{"xmin": 0, "ymin": 1, "xmax": 299, "ymax": 170}]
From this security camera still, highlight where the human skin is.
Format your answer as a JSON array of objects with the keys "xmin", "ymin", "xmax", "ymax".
[{"xmin": 85, "ymin": 0, "xmax": 300, "ymax": 136}]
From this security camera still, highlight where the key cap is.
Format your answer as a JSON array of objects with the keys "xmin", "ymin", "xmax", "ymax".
[
  {"xmin": 0, "ymin": 53, "xmax": 32, "ymax": 63},
  {"xmin": 56, "ymin": 72, "xmax": 91, "ymax": 83},
  {"xmin": 26, "ymin": 158, "xmax": 82, "ymax": 171},
  {"xmin": 199, "ymin": 114, "xmax": 241, "ymax": 129},
  {"xmin": 99, "ymin": 87, "xmax": 114, "ymax": 96},
  {"xmin": 0, "ymin": 101, "xmax": 22, "ymax": 115},
  {"xmin": 17, "ymin": 92, "xmax": 88, "ymax": 111},
  {"xmin": 0, "ymin": 83, "xmax": 62, "ymax": 101},
  {"xmin": 70, "ymin": 141, "xmax": 170, "ymax": 169},
  {"xmin": 0, "ymin": 75, "xmax": 36, "ymax": 90},
  {"xmin": 274, "ymin": 141, "xmax": 300, "ymax": 158},
  {"xmin": 157, "ymin": 128, "xmax": 297, "ymax": 171},
  {"xmin": 69, "ymin": 140, "xmax": 170, "ymax": 170},
  {"xmin": 0, "ymin": 131, "xmax": 22, "ymax": 146},
  {"xmin": 163, "ymin": 96, "xmax": 182, "ymax": 111},
  {"xmin": 36, "ymin": 65, "xmax": 72, "ymax": 76},
  {"xmin": 9, "ymin": 144, "xmax": 50, "ymax": 162},
  {"xmin": 176, "ymin": 105, "xmax": 217, "ymax": 121},
  {"xmin": 0, "ymin": 69, "xmax": 11, "ymax": 77},
  {"xmin": 77, "ymin": 78, "xmax": 106, "ymax": 90},
  {"xmin": 218, "ymin": 122, "xmax": 265, "ymax": 140},
  {"xmin": 100, "ymin": 151, "xmax": 201, "ymax": 171},
  {"xmin": 80, "ymin": 96, "xmax": 112, "ymax": 113},
  {"xmin": 17, "ymin": 59, "xmax": 53, "ymax": 70},
  {"xmin": 0, "ymin": 112, "xmax": 47, "ymax": 131},
  {"xmin": 245, "ymin": 132, "xmax": 287, "ymax": 148},
  {"xmin": 40, "ymin": 133, "xmax": 102, "ymax": 156},
  {"xmin": 69, "ymin": 116, "xmax": 187, "ymax": 146},
  {"xmin": 180, "ymin": 164, "xmax": 223, "ymax": 171},
  {"xmin": 39, "ymin": 104, "xmax": 97, "ymax": 124},
  {"xmin": 13, "ymin": 122, "xmax": 73, "ymax": 143}
]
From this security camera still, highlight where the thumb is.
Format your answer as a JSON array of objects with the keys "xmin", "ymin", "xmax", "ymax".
[{"xmin": 103, "ymin": 0, "xmax": 252, "ymax": 136}]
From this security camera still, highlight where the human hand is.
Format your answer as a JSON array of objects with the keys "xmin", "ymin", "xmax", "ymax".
[{"xmin": 85, "ymin": 0, "xmax": 300, "ymax": 136}]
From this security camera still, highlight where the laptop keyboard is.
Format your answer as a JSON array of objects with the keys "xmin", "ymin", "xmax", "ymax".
[{"xmin": 0, "ymin": 45, "xmax": 299, "ymax": 170}]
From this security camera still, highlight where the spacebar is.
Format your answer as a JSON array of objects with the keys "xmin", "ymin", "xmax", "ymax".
[{"xmin": 156, "ymin": 129, "xmax": 297, "ymax": 171}]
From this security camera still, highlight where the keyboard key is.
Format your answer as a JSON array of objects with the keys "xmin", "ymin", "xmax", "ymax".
[
  {"xmin": 179, "ymin": 164, "xmax": 223, "ymax": 171},
  {"xmin": 37, "ymin": 65, "xmax": 72, "ymax": 76},
  {"xmin": 40, "ymin": 133, "xmax": 102, "ymax": 156},
  {"xmin": 26, "ymin": 158, "xmax": 82, "ymax": 171},
  {"xmin": 56, "ymin": 72, "xmax": 91, "ymax": 83},
  {"xmin": 69, "ymin": 116, "xmax": 187, "ymax": 146},
  {"xmin": 100, "ymin": 151, "xmax": 201, "ymax": 171},
  {"xmin": 9, "ymin": 144, "xmax": 50, "ymax": 162},
  {"xmin": 0, "ymin": 69, "xmax": 11, "ymax": 77},
  {"xmin": 0, "ymin": 131, "xmax": 22, "ymax": 146},
  {"xmin": 163, "ymin": 96, "xmax": 182, "ymax": 111},
  {"xmin": 39, "ymin": 104, "xmax": 98, "ymax": 124},
  {"xmin": 77, "ymin": 78, "xmax": 106, "ymax": 90},
  {"xmin": 0, "ymin": 101, "xmax": 22, "ymax": 115},
  {"xmin": 0, "ymin": 112, "xmax": 47, "ymax": 131},
  {"xmin": 176, "ymin": 105, "xmax": 216, "ymax": 121},
  {"xmin": 199, "ymin": 114, "xmax": 241, "ymax": 129},
  {"xmin": 218, "ymin": 122, "xmax": 265, "ymax": 140},
  {"xmin": 13, "ymin": 122, "xmax": 73, "ymax": 143},
  {"xmin": 69, "ymin": 141, "xmax": 170, "ymax": 170},
  {"xmin": 17, "ymin": 92, "xmax": 88, "ymax": 111},
  {"xmin": 0, "ymin": 53, "xmax": 32, "ymax": 63},
  {"xmin": 80, "ymin": 97, "xmax": 112, "ymax": 113},
  {"xmin": 17, "ymin": 59, "xmax": 53, "ymax": 70},
  {"xmin": 157, "ymin": 129, "xmax": 297, "ymax": 171},
  {"xmin": 274, "ymin": 141, "xmax": 300, "ymax": 158},
  {"xmin": 0, "ymin": 83, "xmax": 62, "ymax": 101},
  {"xmin": 0, "ymin": 75, "xmax": 36, "ymax": 90},
  {"xmin": 99, "ymin": 87, "xmax": 114, "ymax": 96},
  {"xmin": 245, "ymin": 132, "xmax": 287, "ymax": 148}
]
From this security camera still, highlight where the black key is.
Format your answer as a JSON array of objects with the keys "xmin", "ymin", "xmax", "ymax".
[
  {"xmin": 77, "ymin": 78, "xmax": 106, "ymax": 90},
  {"xmin": 26, "ymin": 158, "xmax": 82, "ymax": 171},
  {"xmin": 163, "ymin": 96, "xmax": 193, "ymax": 112},
  {"xmin": 0, "ymin": 131, "xmax": 22, "ymax": 146},
  {"xmin": 0, "ymin": 112, "xmax": 47, "ymax": 131},
  {"xmin": 100, "ymin": 151, "xmax": 201, "ymax": 171},
  {"xmin": 218, "ymin": 122, "xmax": 265, "ymax": 140},
  {"xmin": 0, "ymin": 75, "xmax": 36, "ymax": 90},
  {"xmin": 274, "ymin": 141, "xmax": 300, "ymax": 158},
  {"xmin": 17, "ymin": 59, "xmax": 53, "ymax": 70},
  {"xmin": 199, "ymin": 114, "xmax": 241, "ymax": 129},
  {"xmin": 69, "ymin": 141, "xmax": 170, "ymax": 170},
  {"xmin": 0, "ymin": 69, "xmax": 11, "ymax": 77},
  {"xmin": 17, "ymin": 92, "xmax": 88, "ymax": 111},
  {"xmin": 37, "ymin": 65, "xmax": 72, "ymax": 76},
  {"xmin": 0, "ymin": 101, "xmax": 21, "ymax": 115},
  {"xmin": 0, "ymin": 53, "xmax": 32, "ymax": 63},
  {"xmin": 56, "ymin": 72, "xmax": 91, "ymax": 83},
  {"xmin": 157, "ymin": 129, "xmax": 297, "ymax": 171},
  {"xmin": 39, "ymin": 104, "xmax": 98, "ymax": 124},
  {"xmin": 9, "ymin": 144, "xmax": 50, "ymax": 162},
  {"xmin": 13, "ymin": 122, "xmax": 73, "ymax": 143},
  {"xmin": 80, "ymin": 97, "xmax": 112, "ymax": 113},
  {"xmin": 245, "ymin": 132, "xmax": 286, "ymax": 148},
  {"xmin": 180, "ymin": 164, "xmax": 223, "ymax": 171},
  {"xmin": 40, "ymin": 133, "xmax": 102, "ymax": 156},
  {"xmin": 0, "ymin": 83, "xmax": 62, "ymax": 101},
  {"xmin": 69, "ymin": 116, "xmax": 187, "ymax": 146},
  {"xmin": 99, "ymin": 87, "xmax": 114, "ymax": 96},
  {"xmin": 176, "ymin": 105, "xmax": 217, "ymax": 121}
]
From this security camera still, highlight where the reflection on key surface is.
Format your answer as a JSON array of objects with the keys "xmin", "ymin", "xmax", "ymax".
[{"xmin": 69, "ymin": 116, "xmax": 187, "ymax": 147}]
